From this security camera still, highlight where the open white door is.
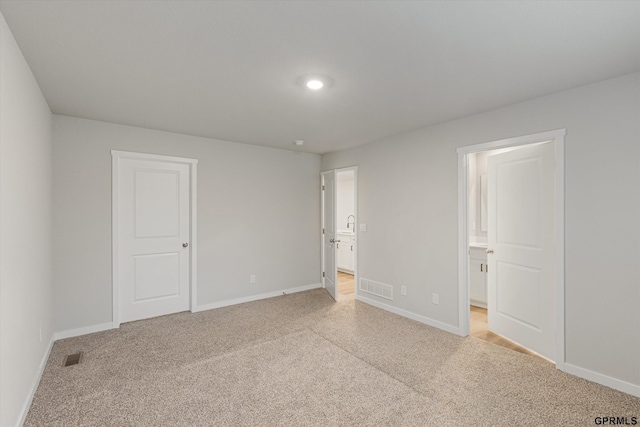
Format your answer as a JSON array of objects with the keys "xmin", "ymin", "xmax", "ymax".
[
  {"xmin": 321, "ymin": 171, "xmax": 337, "ymax": 300},
  {"xmin": 115, "ymin": 154, "xmax": 193, "ymax": 323},
  {"xmin": 487, "ymin": 142, "xmax": 555, "ymax": 361}
]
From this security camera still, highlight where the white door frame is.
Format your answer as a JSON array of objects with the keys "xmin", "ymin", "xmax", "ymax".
[
  {"xmin": 111, "ymin": 150, "xmax": 198, "ymax": 327},
  {"xmin": 321, "ymin": 166, "xmax": 358, "ymax": 300},
  {"xmin": 456, "ymin": 129, "xmax": 565, "ymax": 371}
]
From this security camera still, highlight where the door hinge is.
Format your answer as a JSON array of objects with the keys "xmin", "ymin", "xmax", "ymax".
[
  {"xmin": 322, "ymin": 228, "xmax": 325, "ymax": 234},
  {"xmin": 322, "ymin": 185, "xmax": 325, "ymax": 191},
  {"xmin": 322, "ymin": 272, "xmax": 325, "ymax": 277}
]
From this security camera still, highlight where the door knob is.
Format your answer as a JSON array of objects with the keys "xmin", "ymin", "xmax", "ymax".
[
  {"xmin": 486, "ymin": 249, "xmax": 494, "ymax": 254},
  {"xmin": 182, "ymin": 243, "xmax": 189, "ymax": 248},
  {"xmin": 329, "ymin": 239, "xmax": 341, "ymax": 243}
]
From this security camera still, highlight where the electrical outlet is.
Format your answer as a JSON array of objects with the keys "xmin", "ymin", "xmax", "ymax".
[
  {"xmin": 400, "ymin": 286, "xmax": 407, "ymax": 296},
  {"xmin": 250, "ymin": 275, "xmax": 256, "ymax": 284},
  {"xmin": 432, "ymin": 293, "xmax": 439, "ymax": 305}
]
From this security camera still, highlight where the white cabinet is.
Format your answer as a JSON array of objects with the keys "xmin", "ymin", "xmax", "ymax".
[
  {"xmin": 337, "ymin": 233, "xmax": 355, "ymax": 274},
  {"xmin": 469, "ymin": 247, "xmax": 487, "ymax": 308}
]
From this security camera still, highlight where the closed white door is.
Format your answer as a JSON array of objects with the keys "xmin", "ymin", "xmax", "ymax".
[
  {"xmin": 487, "ymin": 142, "xmax": 555, "ymax": 361},
  {"xmin": 117, "ymin": 157, "xmax": 191, "ymax": 323},
  {"xmin": 321, "ymin": 171, "xmax": 337, "ymax": 300}
]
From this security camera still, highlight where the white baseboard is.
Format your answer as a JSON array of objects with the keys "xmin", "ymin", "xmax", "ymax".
[
  {"xmin": 193, "ymin": 283, "xmax": 322, "ymax": 313},
  {"xmin": 53, "ymin": 322, "xmax": 117, "ymax": 341},
  {"xmin": 564, "ymin": 363, "xmax": 640, "ymax": 398},
  {"xmin": 17, "ymin": 337, "xmax": 54, "ymax": 427},
  {"xmin": 356, "ymin": 295, "xmax": 462, "ymax": 336},
  {"xmin": 356, "ymin": 296, "xmax": 640, "ymax": 398}
]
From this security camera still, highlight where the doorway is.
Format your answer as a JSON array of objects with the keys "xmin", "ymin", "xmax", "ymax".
[
  {"xmin": 112, "ymin": 151, "xmax": 198, "ymax": 326},
  {"xmin": 456, "ymin": 130, "xmax": 566, "ymax": 369},
  {"xmin": 321, "ymin": 167, "xmax": 358, "ymax": 301}
]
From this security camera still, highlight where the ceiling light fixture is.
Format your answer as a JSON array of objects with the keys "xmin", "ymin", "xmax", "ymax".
[
  {"xmin": 294, "ymin": 140, "xmax": 304, "ymax": 146},
  {"xmin": 306, "ymin": 79, "xmax": 324, "ymax": 90},
  {"xmin": 297, "ymin": 75, "xmax": 332, "ymax": 91}
]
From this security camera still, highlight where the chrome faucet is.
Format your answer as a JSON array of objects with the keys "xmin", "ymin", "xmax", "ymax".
[{"xmin": 346, "ymin": 215, "xmax": 355, "ymax": 229}]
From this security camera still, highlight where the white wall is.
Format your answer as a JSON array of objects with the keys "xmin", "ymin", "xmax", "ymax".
[
  {"xmin": 0, "ymin": 12, "xmax": 54, "ymax": 427},
  {"xmin": 53, "ymin": 116, "xmax": 321, "ymax": 333},
  {"xmin": 336, "ymin": 171, "xmax": 355, "ymax": 232},
  {"xmin": 322, "ymin": 73, "xmax": 640, "ymax": 390}
]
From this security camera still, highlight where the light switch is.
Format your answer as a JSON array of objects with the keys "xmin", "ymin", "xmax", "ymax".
[{"xmin": 359, "ymin": 223, "xmax": 367, "ymax": 232}]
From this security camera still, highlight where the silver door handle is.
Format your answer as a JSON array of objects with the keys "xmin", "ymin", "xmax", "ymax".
[
  {"xmin": 486, "ymin": 249, "xmax": 494, "ymax": 254},
  {"xmin": 329, "ymin": 239, "xmax": 341, "ymax": 243},
  {"xmin": 183, "ymin": 243, "xmax": 189, "ymax": 248}
]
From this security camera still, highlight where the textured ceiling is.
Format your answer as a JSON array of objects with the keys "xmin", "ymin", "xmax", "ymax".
[{"xmin": 1, "ymin": 1, "xmax": 639, "ymax": 154}]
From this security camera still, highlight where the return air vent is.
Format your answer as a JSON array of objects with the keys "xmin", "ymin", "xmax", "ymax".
[
  {"xmin": 359, "ymin": 278, "xmax": 394, "ymax": 300},
  {"xmin": 63, "ymin": 352, "xmax": 83, "ymax": 367}
]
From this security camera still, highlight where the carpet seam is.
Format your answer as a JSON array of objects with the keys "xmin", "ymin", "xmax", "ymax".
[{"xmin": 307, "ymin": 328, "xmax": 432, "ymax": 399}]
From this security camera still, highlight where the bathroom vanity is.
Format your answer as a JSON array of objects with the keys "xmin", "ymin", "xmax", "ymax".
[
  {"xmin": 469, "ymin": 244, "xmax": 488, "ymax": 308},
  {"xmin": 337, "ymin": 231, "xmax": 355, "ymax": 274}
]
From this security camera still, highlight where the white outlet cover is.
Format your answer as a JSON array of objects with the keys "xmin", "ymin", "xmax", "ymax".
[
  {"xmin": 359, "ymin": 223, "xmax": 367, "ymax": 232},
  {"xmin": 400, "ymin": 286, "xmax": 407, "ymax": 296},
  {"xmin": 432, "ymin": 293, "xmax": 439, "ymax": 305}
]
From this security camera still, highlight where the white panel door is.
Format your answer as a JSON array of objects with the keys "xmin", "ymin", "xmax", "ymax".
[
  {"xmin": 118, "ymin": 158, "xmax": 191, "ymax": 323},
  {"xmin": 322, "ymin": 171, "xmax": 337, "ymax": 300},
  {"xmin": 487, "ymin": 142, "xmax": 555, "ymax": 361}
]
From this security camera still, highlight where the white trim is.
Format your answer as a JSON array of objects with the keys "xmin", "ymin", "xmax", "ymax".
[
  {"xmin": 17, "ymin": 338, "xmax": 54, "ymax": 427},
  {"xmin": 456, "ymin": 129, "xmax": 566, "ymax": 155},
  {"xmin": 111, "ymin": 153, "xmax": 119, "ymax": 327},
  {"xmin": 553, "ymin": 135, "xmax": 565, "ymax": 371},
  {"xmin": 110, "ymin": 150, "xmax": 200, "ymax": 164},
  {"xmin": 457, "ymin": 150, "xmax": 470, "ymax": 339},
  {"xmin": 111, "ymin": 150, "xmax": 198, "ymax": 328},
  {"xmin": 320, "ymin": 174, "xmax": 326, "ymax": 288},
  {"xmin": 356, "ymin": 295, "xmax": 462, "ymax": 336},
  {"xmin": 192, "ymin": 283, "xmax": 322, "ymax": 313},
  {"xmin": 456, "ymin": 129, "xmax": 566, "ymax": 369},
  {"xmin": 564, "ymin": 364, "xmax": 640, "ymax": 398},
  {"xmin": 53, "ymin": 322, "xmax": 117, "ymax": 341},
  {"xmin": 190, "ymin": 161, "xmax": 199, "ymax": 313}
]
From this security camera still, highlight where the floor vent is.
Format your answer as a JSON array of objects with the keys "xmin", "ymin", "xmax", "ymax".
[
  {"xmin": 63, "ymin": 352, "xmax": 83, "ymax": 367},
  {"xmin": 359, "ymin": 278, "xmax": 394, "ymax": 300}
]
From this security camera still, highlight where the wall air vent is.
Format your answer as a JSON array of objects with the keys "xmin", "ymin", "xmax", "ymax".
[{"xmin": 359, "ymin": 278, "xmax": 394, "ymax": 300}]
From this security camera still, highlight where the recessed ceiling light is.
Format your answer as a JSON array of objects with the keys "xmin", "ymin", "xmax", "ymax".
[
  {"xmin": 294, "ymin": 140, "xmax": 304, "ymax": 146},
  {"xmin": 296, "ymin": 75, "xmax": 333, "ymax": 90},
  {"xmin": 306, "ymin": 79, "xmax": 324, "ymax": 90}
]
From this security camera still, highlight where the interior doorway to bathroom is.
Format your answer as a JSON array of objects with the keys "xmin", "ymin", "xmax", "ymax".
[
  {"xmin": 321, "ymin": 167, "xmax": 358, "ymax": 301},
  {"xmin": 457, "ymin": 130, "xmax": 566, "ymax": 368},
  {"xmin": 336, "ymin": 169, "xmax": 356, "ymax": 300}
]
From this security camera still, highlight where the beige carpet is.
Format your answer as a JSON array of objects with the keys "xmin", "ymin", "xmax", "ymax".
[{"xmin": 26, "ymin": 289, "xmax": 639, "ymax": 426}]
